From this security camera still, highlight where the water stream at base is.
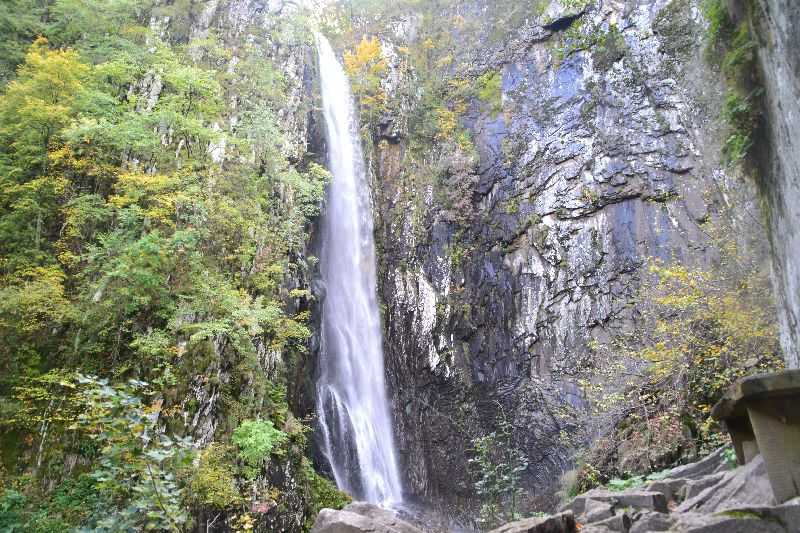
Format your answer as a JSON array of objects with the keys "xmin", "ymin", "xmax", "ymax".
[{"xmin": 314, "ymin": 33, "xmax": 404, "ymax": 506}]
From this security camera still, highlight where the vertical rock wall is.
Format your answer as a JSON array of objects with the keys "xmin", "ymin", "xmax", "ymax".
[
  {"xmin": 358, "ymin": 0, "xmax": 766, "ymax": 509},
  {"xmin": 751, "ymin": 0, "xmax": 800, "ymax": 368}
]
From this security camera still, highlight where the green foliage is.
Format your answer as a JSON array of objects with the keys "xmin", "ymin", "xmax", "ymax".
[
  {"xmin": 6, "ymin": 475, "xmax": 109, "ymax": 532},
  {"xmin": 469, "ymin": 405, "xmax": 528, "ymax": 529},
  {"xmin": 0, "ymin": 4, "xmax": 329, "ymax": 527},
  {"xmin": 579, "ymin": 217, "xmax": 782, "ymax": 484},
  {"xmin": 476, "ymin": 70, "xmax": 503, "ymax": 117},
  {"xmin": 703, "ymin": 0, "xmax": 735, "ymax": 51},
  {"xmin": 0, "ymin": 0, "xmax": 42, "ymax": 86},
  {"xmin": 0, "ymin": 489, "xmax": 27, "ymax": 532},
  {"xmin": 301, "ymin": 459, "xmax": 351, "ymax": 530},
  {"xmin": 606, "ymin": 469, "xmax": 669, "ymax": 492},
  {"xmin": 637, "ymin": 258, "xmax": 781, "ymax": 425},
  {"xmin": 722, "ymin": 447, "xmax": 737, "ymax": 468},
  {"xmin": 232, "ymin": 419, "xmax": 288, "ymax": 479},
  {"xmin": 0, "ymin": 375, "xmax": 196, "ymax": 532},
  {"xmin": 720, "ymin": 89, "xmax": 756, "ymax": 165},
  {"xmin": 703, "ymin": 0, "xmax": 760, "ymax": 166},
  {"xmin": 561, "ymin": 0, "xmax": 592, "ymax": 9},
  {"xmin": 0, "ymin": 268, "xmax": 74, "ymax": 385},
  {"xmin": 593, "ymin": 24, "xmax": 627, "ymax": 71},
  {"xmin": 0, "ymin": 37, "xmax": 89, "ymax": 177},
  {"xmin": 618, "ymin": 251, "xmax": 782, "ymax": 456},
  {"xmin": 188, "ymin": 444, "xmax": 243, "ymax": 509},
  {"xmin": 75, "ymin": 375, "xmax": 197, "ymax": 532},
  {"xmin": 553, "ymin": 19, "xmax": 627, "ymax": 71},
  {"xmin": 559, "ymin": 460, "xmax": 601, "ymax": 501},
  {"xmin": 344, "ymin": 36, "xmax": 387, "ymax": 125},
  {"xmin": 605, "ymin": 476, "xmax": 644, "ymax": 492}
]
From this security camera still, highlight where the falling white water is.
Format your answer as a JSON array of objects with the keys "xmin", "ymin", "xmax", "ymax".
[{"xmin": 314, "ymin": 34, "xmax": 404, "ymax": 506}]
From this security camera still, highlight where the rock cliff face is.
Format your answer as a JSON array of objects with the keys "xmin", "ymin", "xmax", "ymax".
[
  {"xmin": 149, "ymin": 2, "xmax": 327, "ymax": 529},
  {"xmin": 747, "ymin": 0, "xmax": 800, "ymax": 368},
  {"xmin": 344, "ymin": 0, "xmax": 766, "ymax": 509},
  {"xmin": 56, "ymin": 0, "xmax": 792, "ymax": 527},
  {"xmin": 168, "ymin": 0, "xmax": 795, "ymax": 522}
]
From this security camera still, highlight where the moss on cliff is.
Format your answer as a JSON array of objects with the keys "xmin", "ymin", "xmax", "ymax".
[{"xmin": 703, "ymin": 0, "xmax": 761, "ymax": 165}]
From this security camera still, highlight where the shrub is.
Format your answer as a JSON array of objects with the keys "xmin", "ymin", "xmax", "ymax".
[
  {"xmin": 475, "ymin": 70, "xmax": 502, "ymax": 117},
  {"xmin": 703, "ymin": 0, "xmax": 760, "ymax": 166},
  {"xmin": 469, "ymin": 405, "xmax": 528, "ymax": 528},
  {"xmin": 301, "ymin": 459, "xmax": 350, "ymax": 530},
  {"xmin": 76, "ymin": 375, "xmax": 197, "ymax": 532},
  {"xmin": 188, "ymin": 444, "xmax": 243, "ymax": 509},
  {"xmin": 579, "ymin": 213, "xmax": 782, "ymax": 483},
  {"xmin": 231, "ymin": 419, "xmax": 288, "ymax": 479},
  {"xmin": 343, "ymin": 36, "xmax": 387, "ymax": 124},
  {"xmin": 0, "ymin": 489, "xmax": 26, "ymax": 532}
]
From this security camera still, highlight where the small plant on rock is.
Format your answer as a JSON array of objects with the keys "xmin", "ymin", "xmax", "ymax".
[
  {"xmin": 469, "ymin": 403, "xmax": 528, "ymax": 528},
  {"xmin": 232, "ymin": 419, "xmax": 288, "ymax": 480}
]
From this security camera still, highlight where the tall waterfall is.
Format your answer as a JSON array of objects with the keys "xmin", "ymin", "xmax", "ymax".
[{"xmin": 314, "ymin": 34, "xmax": 404, "ymax": 506}]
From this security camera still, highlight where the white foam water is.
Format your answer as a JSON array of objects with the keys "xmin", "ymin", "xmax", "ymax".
[{"xmin": 314, "ymin": 33, "xmax": 403, "ymax": 506}]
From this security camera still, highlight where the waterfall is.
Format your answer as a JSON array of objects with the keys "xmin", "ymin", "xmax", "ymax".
[{"xmin": 314, "ymin": 34, "xmax": 404, "ymax": 506}]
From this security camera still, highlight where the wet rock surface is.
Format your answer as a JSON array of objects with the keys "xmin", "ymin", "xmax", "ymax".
[
  {"xmin": 365, "ymin": 0, "xmax": 764, "ymax": 506},
  {"xmin": 747, "ymin": 0, "xmax": 800, "ymax": 369}
]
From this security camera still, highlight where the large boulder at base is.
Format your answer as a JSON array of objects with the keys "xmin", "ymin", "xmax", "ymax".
[
  {"xmin": 679, "ymin": 472, "xmax": 727, "ymax": 501},
  {"xmin": 487, "ymin": 511, "xmax": 576, "ymax": 533},
  {"xmin": 561, "ymin": 489, "xmax": 668, "ymax": 517},
  {"xmin": 582, "ymin": 499, "xmax": 615, "ymax": 523},
  {"xmin": 310, "ymin": 502, "xmax": 423, "ymax": 533},
  {"xmin": 628, "ymin": 510, "xmax": 675, "ymax": 532},
  {"xmin": 560, "ymin": 451, "xmax": 800, "ymax": 533},
  {"xmin": 642, "ymin": 447, "xmax": 731, "ymax": 504},
  {"xmin": 676, "ymin": 454, "xmax": 775, "ymax": 513},
  {"xmin": 665, "ymin": 446, "xmax": 729, "ymax": 479},
  {"xmin": 672, "ymin": 501, "xmax": 800, "ymax": 532},
  {"xmin": 579, "ymin": 513, "xmax": 632, "ymax": 532},
  {"xmin": 644, "ymin": 477, "xmax": 690, "ymax": 503}
]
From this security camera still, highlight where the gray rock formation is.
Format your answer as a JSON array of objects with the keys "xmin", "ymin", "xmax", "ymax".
[
  {"xmin": 676, "ymin": 455, "xmax": 775, "ymax": 513},
  {"xmin": 358, "ymin": 0, "xmax": 766, "ymax": 505},
  {"xmin": 746, "ymin": 0, "xmax": 800, "ymax": 368},
  {"xmin": 561, "ymin": 489, "xmax": 668, "ymax": 516},
  {"xmin": 488, "ymin": 511, "xmax": 575, "ymax": 533},
  {"xmin": 311, "ymin": 502, "xmax": 424, "ymax": 533},
  {"xmin": 671, "ymin": 502, "xmax": 800, "ymax": 532},
  {"xmin": 557, "ymin": 450, "xmax": 799, "ymax": 533}
]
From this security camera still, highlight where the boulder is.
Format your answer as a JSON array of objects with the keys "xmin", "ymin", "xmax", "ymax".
[
  {"xmin": 676, "ymin": 454, "xmax": 775, "ymax": 513},
  {"xmin": 310, "ymin": 502, "xmax": 423, "ymax": 533},
  {"xmin": 561, "ymin": 489, "xmax": 668, "ymax": 516},
  {"xmin": 679, "ymin": 472, "xmax": 726, "ymax": 501},
  {"xmin": 487, "ymin": 511, "xmax": 576, "ymax": 533},
  {"xmin": 563, "ymin": 452, "xmax": 800, "ymax": 533},
  {"xmin": 628, "ymin": 510, "xmax": 675, "ymax": 532},
  {"xmin": 644, "ymin": 477, "xmax": 689, "ymax": 503},
  {"xmin": 579, "ymin": 513, "xmax": 631, "ymax": 532},
  {"xmin": 672, "ymin": 501, "xmax": 800, "ymax": 532},
  {"xmin": 664, "ymin": 446, "xmax": 729, "ymax": 479},
  {"xmin": 582, "ymin": 499, "xmax": 615, "ymax": 523}
]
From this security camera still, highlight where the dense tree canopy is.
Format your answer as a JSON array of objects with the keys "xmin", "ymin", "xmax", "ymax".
[{"xmin": 0, "ymin": 2, "xmax": 337, "ymax": 530}]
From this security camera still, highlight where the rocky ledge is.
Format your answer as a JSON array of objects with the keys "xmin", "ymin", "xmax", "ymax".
[
  {"xmin": 510, "ymin": 447, "xmax": 800, "ymax": 532},
  {"xmin": 311, "ymin": 502, "xmax": 424, "ymax": 533},
  {"xmin": 311, "ymin": 448, "xmax": 800, "ymax": 532}
]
